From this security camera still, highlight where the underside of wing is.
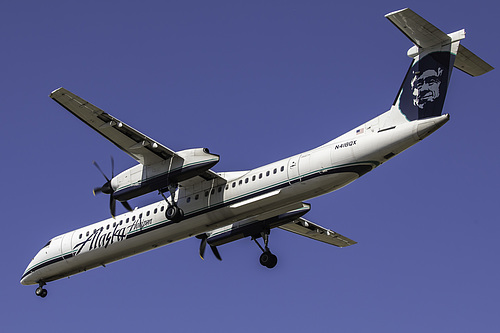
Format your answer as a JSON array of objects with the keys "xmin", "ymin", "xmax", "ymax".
[
  {"xmin": 279, "ymin": 218, "xmax": 356, "ymax": 247},
  {"xmin": 385, "ymin": 8, "xmax": 450, "ymax": 49},
  {"xmin": 50, "ymin": 87, "xmax": 176, "ymax": 165},
  {"xmin": 178, "ymin": 169, "xmax": 226, "ymax": 187}
]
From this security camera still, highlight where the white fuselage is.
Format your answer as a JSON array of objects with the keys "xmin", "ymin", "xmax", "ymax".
[{"xmin": 20, "ymin": 113, "xmax": 449, "ymax": 285}]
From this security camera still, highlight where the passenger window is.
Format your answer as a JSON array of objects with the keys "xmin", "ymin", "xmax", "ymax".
[
  {"xmin": 211, "ymin": 189, "xmax": 215, "ymax": 195},
  {"xmin": 154, "ymin": 208, "xmax": 158, "ymax": 214},
  {"xmin": 281, "ymin": 166, "xmax": 285, "ymax": 172},
  {"xmin": 232, "ymin": 183, "xmax": 236, "ymax": 188},
  {"xmin": 113, "ymin": 222, "xmax": 116, "ymax": 227},
  {"xmin": 218, "ymin": 186, "xmax": 222, "ymax": 193},
  {"xmin": 86, "ymin": 231, "xmax": 89, "ymax": 237},
  {"xmin": 132, "ymin": 216, "xmax": 136, "ymax": 221},
  {"xmin": 195, "ymin": 194, "xmax": 199, "ymax": 200},
  {"xmin": 266, "ymin": 171, "xmax": 270, "ymax": 177},
  {"xmin": 161, "ymin": 206, "xmax": 165, "ymax": 212},
  {"xmin": 245, "ymin": 178, "xmax": 249, "ymax": 183},
  {"xmin": 205, "ymin": 191, "xmax": 209, "ymax": 197},
  {"xmin": 273, "ymin": 168, "xmax": 277, "ymax": 174},
  {"xmin": 252, "ymin": 175, "xmax": 256, "ymax": 181},
  {"xmin": 79, "ymin": 234, "xmax": 82, "ymax": 239},
  {"xmin": 187, "ymin": 197, "xmax": 191, "ymax": 203},
  {"xmin": 106, "ymin": 224, "xmax": 110, "ymax": 230},
  {"xmin": 146, "ymin": 211, "xmax": 150, "ymax": 217},
  {"xmin": 259, "ymin": 173, "xmax": 263, "ymax": 179}
]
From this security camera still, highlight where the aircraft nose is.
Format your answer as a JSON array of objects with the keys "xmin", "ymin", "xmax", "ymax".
[{"xmin": 20, "ymin": 268, "xmax": 35, "ymax": 285}]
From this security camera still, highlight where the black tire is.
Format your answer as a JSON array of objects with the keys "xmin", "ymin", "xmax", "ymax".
[
  {"xmin": 165, "ymin": 206, "xmax": 184, "ymax": 222},
  {"xmin": 36, "ymin": 287, "xmax": 47, "ymax": 298},
  {"xmin": 260, "ymin": 252, "xmax": 278, "ymax": 268},
  {"xmin": 266, "ymin": 253, "xmax": 278, "ymax": 269}
]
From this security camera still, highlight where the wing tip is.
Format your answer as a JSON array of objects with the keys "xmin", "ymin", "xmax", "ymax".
[
  {"xmin": 385, "ymin": 7, "xmax": 410, "ymax": 18},
  {"xmin": 49, "ymin": 87, "xmax": 65, "ymax": 98}
]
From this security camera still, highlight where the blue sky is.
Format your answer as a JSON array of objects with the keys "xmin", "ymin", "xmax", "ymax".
[{"xmin": 2, "ymin": 1, "xmax": 499, "ymax": 332}]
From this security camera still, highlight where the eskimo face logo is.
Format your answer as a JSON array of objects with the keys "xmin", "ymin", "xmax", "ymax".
[
  {"xmin": 411, "ymin": 67, "xmax": 443, "ymax": 109},
  {"xmin": 398, "ymin": 52, "xmax": 452, "ymax": 121}
]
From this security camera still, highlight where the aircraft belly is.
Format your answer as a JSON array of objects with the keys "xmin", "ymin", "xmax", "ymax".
[{"xmin": 24, "ymin": 118, "xmax": 438, "ymax": 285}]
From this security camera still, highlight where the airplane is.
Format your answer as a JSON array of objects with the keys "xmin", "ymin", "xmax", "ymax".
[{"xmin": 21, "ymin": 8, "xmax": 493, "ymax": 298}]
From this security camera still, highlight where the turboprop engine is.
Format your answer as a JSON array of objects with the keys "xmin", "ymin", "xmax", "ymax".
[
  {"xmin": 94, "ymin": 148, "xmax": 219, "ymax": 216},
  {"xmin": 197, "ymin": 204, "xmax": 312, "ymax": 262}
]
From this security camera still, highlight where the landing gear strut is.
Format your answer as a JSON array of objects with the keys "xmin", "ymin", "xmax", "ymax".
[
  {"xmin": 160, "ymin": 184, "xmax": 184, "ymax": 223},
  {"xmin": 253, "ymin": 229, "xmax": 278, "ymax": 269},
  {"xmin": 35, "ymin": 282, "xmax": 47, "ymax": 298}
]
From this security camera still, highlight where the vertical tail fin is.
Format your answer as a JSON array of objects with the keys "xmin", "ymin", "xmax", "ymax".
[{"xmin": 384, "ymin": 8, "xmax": 493, "ymax": 123}]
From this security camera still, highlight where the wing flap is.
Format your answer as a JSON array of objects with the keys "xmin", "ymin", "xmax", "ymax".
[
  {"xmin": 50, "ymin": 87, "xmax": 176, "ymax": 165},
  {"xmin": 279, "ymin": 218, "xmax": 356, "ymax": 247}
]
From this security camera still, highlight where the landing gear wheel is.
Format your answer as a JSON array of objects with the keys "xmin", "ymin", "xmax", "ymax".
[
  {"xmin": 259, "ymin": 251, "xmax": 278, "ymax": 269},
  {"xmin": 35, "ymin": 287, "xmax": 48, "ymax": 298},
  {"xmin": 165, "ymin": 206, "xmax": 184, "ymax": 222}
]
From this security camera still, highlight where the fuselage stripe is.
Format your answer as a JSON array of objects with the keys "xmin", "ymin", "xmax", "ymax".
[{"xmin": 23, "ymin": 161, "xmax": 376, "ymax": 280}]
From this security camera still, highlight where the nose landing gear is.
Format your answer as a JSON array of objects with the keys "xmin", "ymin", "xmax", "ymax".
[
  {"xmin": 35, "ymin": 282, "xmax": 47, "ymax": 298},
  {"xmin": 253, "ymin": 229, "xmax": 278, "ymax": 269}
]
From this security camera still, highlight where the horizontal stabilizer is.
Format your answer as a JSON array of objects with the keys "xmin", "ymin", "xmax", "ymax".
[
  {"xmin": 279, "ymin": 218, "xmax": 356, "ymax": 247},
  {"xmin": 386, "ymin": 8, "xmax": 493, "ymax": 76},
  {"xmin": 454, "ymin": 45, "xmax": 494, "ymax": 76},
  {"xmin": 386, "ymin": 8, "xmax": 451, "ymax": 49}
]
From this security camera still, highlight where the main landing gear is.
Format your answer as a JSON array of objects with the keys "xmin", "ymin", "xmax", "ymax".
[
  {"xmin": 253, "ymin": 229, "xmax": 278, "ymax": 269},
  {"xmin": 35, "ymin": 282, "xmax": 47, "ymax": 298},
  {"xmin": 160, "ymin": 184, "xmax": 184, "ymax": 223}
]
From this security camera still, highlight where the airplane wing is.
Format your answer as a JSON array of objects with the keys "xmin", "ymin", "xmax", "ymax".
[
  {"xmin": 50, "ymin": 87, "xmax": 176, "ymax": 166},
  {"xmin": 180, "ymin": 169, "xmax": 227, "ymax": 187},
  {"xmin": 279, "ymin": 218, "xmax": 356, "ymax": 247}
]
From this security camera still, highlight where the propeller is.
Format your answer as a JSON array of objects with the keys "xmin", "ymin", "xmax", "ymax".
[
  {"xmin": 197, "ymin": 234, "xmax": 222, "ymax": 261},
  {"xmin": 93, "ymin": 157, "xmax": 132, "ymax": 217}
]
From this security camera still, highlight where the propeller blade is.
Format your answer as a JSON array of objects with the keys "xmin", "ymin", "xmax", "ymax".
[
  {"xmin": 199, "ymin": 236, "xmax": 207, "ymax": 260},
  {"xmin": 93, "ymin": 161, "xmax": 110, "ymax": 182},
  {"xmin": 110, "ymin": 156, "xmax": 115, "ymax": 178},
  {"xmin": 210, "ymin": 245, "xmax": 222, "ymax": 261},
  {"xmin": 110, "ymin": 195, "xmax": 116, "ymax": 218},
  {"xmin": 121, "ymin": 201, "xmax": 133, "ymax": 212},
  {"xmin": 93, "ymin": 187, "xmax": 103, "ymax": 196}
]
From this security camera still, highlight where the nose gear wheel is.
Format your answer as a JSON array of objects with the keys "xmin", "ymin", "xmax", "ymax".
[{"xmin": 35, "ymin": 282, "xmax": 48, "ymax": 298}]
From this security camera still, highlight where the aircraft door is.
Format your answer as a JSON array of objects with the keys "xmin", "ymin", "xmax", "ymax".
[
  {"xmin": 287, "ymin": 155, "xmax": 301, "ymax": 184},
  {"xmin": 60, "ymin": 232, "xmax": 74, "ymax": 262}
]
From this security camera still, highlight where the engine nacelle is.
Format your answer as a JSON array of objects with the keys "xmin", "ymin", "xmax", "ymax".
[
  {"xmin": 111, "ymin": 148, "xmax": 219, "ymax": 202},
  {"xmin": 174, "ymin": 148, "xmax": 220, "ymax": 182}
]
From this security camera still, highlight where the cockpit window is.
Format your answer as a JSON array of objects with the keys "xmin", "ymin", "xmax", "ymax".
[{"xmin": 43, "ymin": 240, "xmax": 51, "ymax": 248}]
